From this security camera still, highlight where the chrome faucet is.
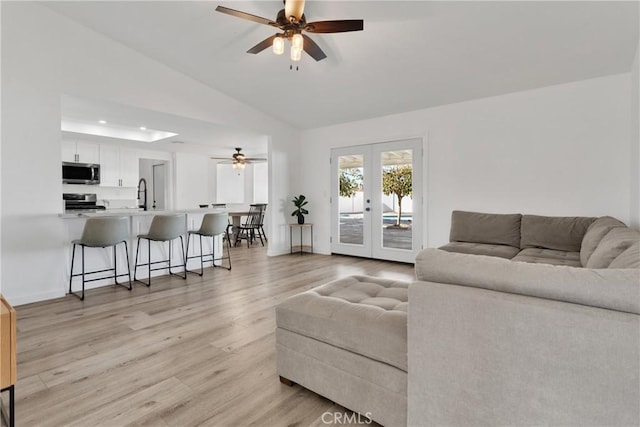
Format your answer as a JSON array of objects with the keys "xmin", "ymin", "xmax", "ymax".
[{"xmin": 137, "ymin": 178, "xmax": 148, "ymax": 211}]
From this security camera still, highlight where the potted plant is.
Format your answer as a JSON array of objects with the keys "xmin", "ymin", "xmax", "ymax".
[{"xmin": 292, "ymin": 194, "xmax": 309, "ymax": 224}]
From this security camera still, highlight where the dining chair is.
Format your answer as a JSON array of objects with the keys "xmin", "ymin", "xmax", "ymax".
[
  {"xmin": 254, "ymin": 203, "xmax": 268, "ymax": 242},
  {"xmin": 234, "ymin": 204, "xmax": 266, "ymax": 247}
]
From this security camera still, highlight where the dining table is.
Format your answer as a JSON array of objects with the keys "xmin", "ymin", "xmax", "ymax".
[{"xmin": 227, "ymin": 211, "xmax": 250, "ymax": 244}]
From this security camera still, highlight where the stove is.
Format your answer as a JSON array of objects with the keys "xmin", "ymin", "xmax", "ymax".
[{"xmin": 63, "ymin": 193, "xmax": 106, "ymax": 211}]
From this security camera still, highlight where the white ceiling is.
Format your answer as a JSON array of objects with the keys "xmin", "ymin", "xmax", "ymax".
[
  {"xmin": 61, "ymin": 95, "xmax": 268, "ymax": 158},
  {"xmin": 46, "ymin": 1, "xmax": 639, "ymax": 130}
]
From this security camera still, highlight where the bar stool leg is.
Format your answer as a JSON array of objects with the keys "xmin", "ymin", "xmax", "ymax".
[
  {"xmin": 113, "ymin": 245, "xmax": 118, "ymax": 285},
  {"xmin": 133, "ymin": 237, "xmax": 141, "ymax": 282},
  {"xmin": 147, "ymin": 239, "xmax": 152, "ymax": 286},
  {"xmin": 69, "ymin": 243, "xmax": 77, "ymax": 295},
  {"xmin": 226, "ymin": 235, "xmax": 232, "ymax": 270},
  {"xmin": 133, "ymin": 237, "xmax": 152, "ymax": 287},
  {"xmin": 199, "ymin": 235, "xmax": 204, "ymax": 276},
  {"xmin": 124, "ymin": 241, "xmax": 132, "ymax": 290},
  {"xmin": 179, "ymin": 236, "xmax": 187, "ymax": 279},
  {"xmin": 186, "ymin": 234, "xmax": 205, "ymax": 277},
  {"xmin": 168, "ymin": 239, "xmax": 172, "ymax": 275},
  {"xmin": 112, "ymin": 241, "xmax": 132, "ymax": 291},
  {"xmin": 80, "ymin": 246, "xmax": 85, "ymax": 300}
]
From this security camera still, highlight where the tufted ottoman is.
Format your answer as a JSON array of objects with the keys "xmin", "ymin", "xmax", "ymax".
[{"xmin": 276, "ymin": 275, "xmax": 410, "ymax": 427}]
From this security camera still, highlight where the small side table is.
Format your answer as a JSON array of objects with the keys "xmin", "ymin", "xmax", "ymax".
[{"xmin": 290, "ymin": 223, "xmax": 313, "ymax": 255}]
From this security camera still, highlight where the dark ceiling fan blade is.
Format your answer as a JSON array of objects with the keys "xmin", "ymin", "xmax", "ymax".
[
  {"xmin": 215, "ymin": 6, "xmax": 280, "ymax": 28},
  {"xmin": 301, "ymin": 34, "xmax": 327, "ymax": 61},
  {"xmin": 247, "ymin": 34, "xmax": 279, "ymax": 54},
  {"xmin": 304, "ymin": 19, "xmax": 364, "ymax": 33},
  {"xmin": 244, "ymin": 157, "xmax": 267, "ymax": 161}
]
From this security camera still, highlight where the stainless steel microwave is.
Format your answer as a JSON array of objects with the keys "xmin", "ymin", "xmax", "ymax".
[{"xmin": 62, "ymin": 162, "xmax": 100, "ymax": 185}]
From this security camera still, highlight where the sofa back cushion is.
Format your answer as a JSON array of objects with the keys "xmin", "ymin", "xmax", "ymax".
[
  {"xmin": 580, "ymin": 216, "xmax": 627, "ymax": 266},
  {"xmin": 587, "ymin": 228, "xmax": 640, "ymax": 268},
  {"xmin": 609, "ymin": 242, "xmax": 640, "ymax": 269},
  {"xmin": 520, "ymin": 215, "xmax": 595, "ymax": 252},
  {"xmin": 414, "ymin": 249, "xmax": 640, "ymax": 314},
  {"xmin": 449, "ymin": 211, "xmax": 521, "ymax": 248}
]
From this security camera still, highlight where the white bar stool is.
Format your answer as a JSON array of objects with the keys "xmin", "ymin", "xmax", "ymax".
[
  {"xmin": 134, "ymin": 214, "xmax": 187, "ymax": 286},
  {"xmin": 68, "ymin": 216, "xmax": 132, "ymax": 301},
  {"xmin": 186, "ymin": 212, "xmax": 232, "ymax": 276}
]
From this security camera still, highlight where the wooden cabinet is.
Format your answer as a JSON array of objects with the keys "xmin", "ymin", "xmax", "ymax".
[
  {"xmin": 99, "ymin": 145, "xmax": 139, "ymax": 188},
  {"xmin": 0, "ymin": 296, "xmax": 16, "ymax": 390},
  {"xmin": 62, "ymin": 141, "xmax": 100, "ymax": 164},
  {"xmin": 1, "ymin": 295, "xmax": 16, "ymax": 426}
]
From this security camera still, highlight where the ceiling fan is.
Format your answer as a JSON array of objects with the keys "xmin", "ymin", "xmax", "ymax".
[
  {"xmin": 215, "ymin": 0, "xmax": 364, "ymax": 62},
  {"xmin": 211, "ymin": 147, "xmax": 266, "ymax": 169}
]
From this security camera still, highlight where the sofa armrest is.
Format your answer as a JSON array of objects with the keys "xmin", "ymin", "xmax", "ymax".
[{"xmin": 408, "ymin": 281, "xmax": 640, "ymax": 426}]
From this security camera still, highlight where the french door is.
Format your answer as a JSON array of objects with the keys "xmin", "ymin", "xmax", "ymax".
[{"xmin": 330, "ymin": 138, "xmax": 423, "ymax": 263}]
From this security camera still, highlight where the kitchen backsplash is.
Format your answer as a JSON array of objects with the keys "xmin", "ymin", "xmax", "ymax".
[{"xmin": 62, "ymin": 184, "xmax": 138, "ymax": 208}]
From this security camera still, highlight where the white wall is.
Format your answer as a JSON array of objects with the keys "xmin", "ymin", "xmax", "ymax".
[
  {"xmin": 300, "ymin": 74, "xmax": 632, "ymax": 253},
  {"xmin": 216, "ymin": 164, "xmax": 245, "ymax": 204},
  {"xmin": 253, "ymin": 163, "xmax": 269, "ymax": 204},
  {"xmin": 630, "ymin": 43, "xmax": 640, "ymax": 229},
  {"xmin": 174, "ymin": 152, "xmax": 209, "ymax": 209},
  {"xmin": 1, "ymin": 2, "xmax": 298, "ymax": 304}
]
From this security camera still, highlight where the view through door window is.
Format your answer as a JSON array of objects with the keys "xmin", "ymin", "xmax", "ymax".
[
  {"xmin": 380, "ymin": 149, "xmax": 413, "ymax": 250},
  {"xmin": 338, "ymin": 154, "xmax": 364, "ymax": 244}
]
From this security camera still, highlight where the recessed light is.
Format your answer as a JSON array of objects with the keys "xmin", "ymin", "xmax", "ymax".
[
  {"xmin": 139, "ymin": 126, "xmax": 147, "ymax": 131},
  {"xmin": 99, "ymin": 120, "xmax": 107, "ymax": 124}
]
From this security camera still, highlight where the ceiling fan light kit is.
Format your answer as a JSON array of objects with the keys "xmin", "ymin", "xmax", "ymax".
[
  {"xmin": 273, "ymin": 36, "xmax": 285, "ymax": 55},
  {"xmin": 215, "ymin": 0, "xmax": 363, "ymax": 65},
  {"xmin": 211, "ymin": 148, "xmax": 266, "ymax": 170}
]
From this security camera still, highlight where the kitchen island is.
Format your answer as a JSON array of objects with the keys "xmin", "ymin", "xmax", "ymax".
[{"xmin": 60, "ymin": 208, "xmax": 227, "ymax": 293}]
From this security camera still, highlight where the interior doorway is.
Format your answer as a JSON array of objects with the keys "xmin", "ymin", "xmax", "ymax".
[
  {"xmin": 152, "ymin": 163, "xmax": 166, "ymax": 210},
  {"xmin": 330, "ymin": 138, "xmax": 423, "ymax": 263},
  {"xmin": 139, "ymin": 158, "xmax": 168, "ymax": 210}
]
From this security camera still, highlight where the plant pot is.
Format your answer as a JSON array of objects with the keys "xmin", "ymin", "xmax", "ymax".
[{"xmin": 297, "ymin": 214, "xmax": 305, "ymax": 224}]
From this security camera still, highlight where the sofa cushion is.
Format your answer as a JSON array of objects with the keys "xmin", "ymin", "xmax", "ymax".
[
  {"xmin": 439, "ymin": 242, "xmax": 520, "ymax": 259},
  {"xmin": 587, "ymin": 228, "xmax": 640, "ymax": 268},
  {"xmin": 580, "ymin": 216, "xmax": 627, "ymax": 266},
  {"xmin": 609, "ymin": 242, "xmax": 640, "ymax": 269},
  {"xmin": 276, "ymin": 275, "xmax": 409, "ymax": 371},
  {"xmin": 415, "ymin": 249, "xmax": 640, "ymax": 314},
  {"xmin": 520, "ymin": 214, "xmax": 595, "ymax": 252},
  {"xmin": 449, "ymin": 210, "xmax": 522, "ymax": 248},
  {"xmin": 511, "ymin": 248, "xmax": 581, "ymax": 267}
]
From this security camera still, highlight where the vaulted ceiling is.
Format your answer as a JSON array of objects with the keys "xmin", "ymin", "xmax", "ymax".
[{"xmin": 45, "ymin": 1, "xmax": 639, "ymax": 130}]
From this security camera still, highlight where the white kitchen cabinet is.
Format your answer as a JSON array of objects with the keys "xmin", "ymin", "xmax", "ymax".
[
  {"xmin": 119, "ymin": 148, "xmax": 139, "ymax": 187},
  {"xmin": 62, "ymin": 141, "xmax": 100, "ymax": 164},
  {"xmin": 99, "ymin": 145, "xmax": 120, "ymax": 187},
  {"xmin": 99, "ymin": 145, "xmax": 139, "ymax": 188}
]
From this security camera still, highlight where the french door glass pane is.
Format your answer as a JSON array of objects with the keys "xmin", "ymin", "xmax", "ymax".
[
  {"xmin": 338, "ymin": 155, "xmax": 364, "ymax": 245},
  {"xmin": 381, "ymin": 149, "xmax": 413, "ymax": 250}
]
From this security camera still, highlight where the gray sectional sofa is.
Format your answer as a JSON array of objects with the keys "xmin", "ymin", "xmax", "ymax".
[
  {"xmin": 276, "ymin": 211, "xmax": 640, "ymax": 426},
  {"xmin": 440, "ymin": 210, "xmax": 639, "ymax": 268}
]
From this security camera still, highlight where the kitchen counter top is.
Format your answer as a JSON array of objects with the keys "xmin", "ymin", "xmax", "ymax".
[{"xmin": 59, "ymin": 208, "xmax": 227, "ymax": 219}]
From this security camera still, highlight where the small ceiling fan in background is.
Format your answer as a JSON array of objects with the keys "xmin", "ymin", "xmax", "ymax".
[
  {"xmin": 211, "ymin": 147, "xmax": 267, "ymax": 169},
  {"xmin": 215, "ymin": 0, "xmax": 364, "ymax": 63}
]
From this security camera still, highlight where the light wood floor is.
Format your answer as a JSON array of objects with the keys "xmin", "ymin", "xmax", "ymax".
[{"xmin": 9, "ymin": 245, "xmax": 414, "ymax": 426}]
